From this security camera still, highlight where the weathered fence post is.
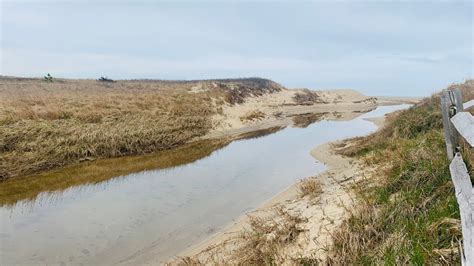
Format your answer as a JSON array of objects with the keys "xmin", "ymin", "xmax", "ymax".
[
  {"xmin": 452, "ymin": 89, "xmax": 464, "ymax": 151},
  {"xmin": 441, "ymin": 90, "xmax": 457, "ymax": 160},
  {"xmin": 453, "ymin": 88, "xmax": 465, "ymax": 113}
]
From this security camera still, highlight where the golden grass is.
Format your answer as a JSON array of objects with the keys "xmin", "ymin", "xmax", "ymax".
[
  {"xmin": 298, "ymin": 177, "xmax": 323, "ymax": 200},
  {"xmin": 292, "ymin": 89, "xmax": 326, "ymax": 105},
  {"xmin": 228, "ymin": 207, "xmax": 306, "ymax": 265},
  {"xmin": 0, "ymin": 77, "xmax": 283, "ymax": 180},
  {"xmin": 0, "ymin": 79, "xmax": 214, "ymax": 179},
  {"xmin": 239, "ymin": 109, "xmax": 266, "ymax": 122},
  {"xmin": 171, "ymin": 202, "xmax": 307, "ymax": 265}
]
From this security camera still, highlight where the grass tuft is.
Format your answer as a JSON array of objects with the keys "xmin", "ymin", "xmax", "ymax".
[
  {"xmin": 293, "ymin": 89, "xmax": 326, "ymax": 105},
  {"xmin": 231, "ymin": 207, "xmax": 306, "ymax": 265},
  {"xmin": 298, "ymin": 177, "xmax": 323, "ymax": 201},
  {"xmin": 239, "ymin": 110, "xmax": 266, "ymax": 122}
]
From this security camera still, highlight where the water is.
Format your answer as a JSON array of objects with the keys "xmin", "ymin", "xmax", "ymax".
[{"xmin": 0, "ymin": 104, "xmax": 410, "ymax": 265}]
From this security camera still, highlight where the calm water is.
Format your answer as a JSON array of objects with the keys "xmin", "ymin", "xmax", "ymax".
[{"xmin": 0, "ymin": 105, "xmax": 410, "ymax": 265}]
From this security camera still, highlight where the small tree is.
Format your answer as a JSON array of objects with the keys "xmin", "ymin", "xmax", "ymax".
[
  {"xmin": 98, "ymin": 76, "xmax": 114, "ymax": 82},
  {"xmin": 44, "ymin": 73, "xmax": 53, "ymax": 82}
]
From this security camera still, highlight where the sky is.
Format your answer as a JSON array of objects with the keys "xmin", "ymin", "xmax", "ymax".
[{"xmin": 1, "ymin": 0, "xmax": 473, "ymax": 96}]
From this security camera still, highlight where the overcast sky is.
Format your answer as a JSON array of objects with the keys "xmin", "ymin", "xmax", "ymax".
[{"xmin": 1, "ymin": 0, "xmax": 473, "ymax": 96}]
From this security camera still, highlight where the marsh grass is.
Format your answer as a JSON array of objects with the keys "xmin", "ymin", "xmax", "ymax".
[
  {"xmin": 0, "ymin": 77, "xmax": 282, "ymax": 179},
  {"xmin": 324, "ymin": 80, "xmax": 473, "ymax": 264}
]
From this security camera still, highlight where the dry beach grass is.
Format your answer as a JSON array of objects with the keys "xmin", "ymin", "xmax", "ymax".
[{"xmin": 0, "ymin": 77, "xmax": 283, "ymax": 180}]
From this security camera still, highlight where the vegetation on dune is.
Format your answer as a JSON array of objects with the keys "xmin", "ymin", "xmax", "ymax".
[
  {"xmin": 293, "ymin": 89, "xmax": 326, "ymax": 105},
  {"xmin": 213, "ymin": 78, "xmax": 283, "ymax": 105},
  {"xmin": 230, "ymin": 208, "xmax": 307, "ymax": 265},
  {"xmin": 0, "ymin": 77, "xmax": 283, "ymax": 180},
  {"xmin": 325, "ymin": 80, "xmax": 473, "ymax": 264},
  {"xmin": 239, "ymin": 109, "xmax": 266, "ymax": 122}
]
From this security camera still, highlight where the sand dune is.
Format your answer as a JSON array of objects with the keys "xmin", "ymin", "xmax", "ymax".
[{"xmin": 207, "ymin": 88, "xmax": 381, "ymax": 139}]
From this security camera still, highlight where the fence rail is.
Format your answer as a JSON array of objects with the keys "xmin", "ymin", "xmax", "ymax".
[
  {"xmin": 441, "ymin": 88, "xmax": 474, "ymax": 265},
  {"xmin": 465, "ymin": 100, "xmax": 474, "ymax": 110}
]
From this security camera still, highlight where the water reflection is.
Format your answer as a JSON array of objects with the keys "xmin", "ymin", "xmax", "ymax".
[{"xmin": 0, "ymin": 139, "xmax": 230, "ymax": 207}]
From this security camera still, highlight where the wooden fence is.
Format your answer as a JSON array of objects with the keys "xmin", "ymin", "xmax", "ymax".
[{"xmin": 440, "ymin": 88, "xmax": 474, "ymax": 265}]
